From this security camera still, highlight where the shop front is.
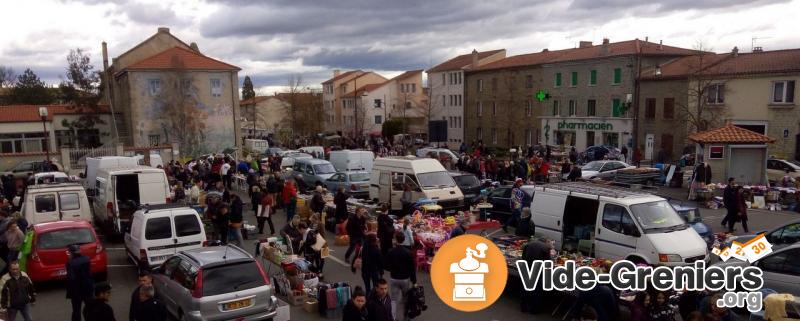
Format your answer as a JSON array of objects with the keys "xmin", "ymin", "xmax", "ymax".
[{"xmin": 539, "ymin": 117, "xmax": 633, "ymax": 151}]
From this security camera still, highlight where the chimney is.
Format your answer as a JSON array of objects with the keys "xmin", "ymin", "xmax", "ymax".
[
  {"xmin": 645, "ymin": 36, "xmax": 649, "ymax": 42},
  {"xmin": 471, "ymin": 49, "xmax": 479, "ymax": 69},
  {"xmin": 189, "ymin": 42, "xmax": 199, "ymax": 52},
  {"xmin": 732, "ymin": 46, "xmax": 739, "ymax": 57},
  {"xmin": 659, "ymin": 40, "xmax": 663, "ymax": 51},
  {"xmin": 333, "ymin": 70, "xmax": 341, "ymax": 77},
  {"xmin": 101, "ymin": 41, "xmax": 110, "ymax": 71},
  {"xmin": 602, "ymin": 38, "xmax": 610, "ymax": 45},
  {"xmin": 753, "ymin": 47, "xmax": 763, "ymax": 53},
  {"xmin": 579, "ymin": 41, "xmax": 592, "ymax": 48},
  {"xmin": 542, "ymin": 48, "xmax": 549, "ymax": 52},
  {"xmin": 158, "ymin": 27, "xmax": 170, "ymax": 34}
]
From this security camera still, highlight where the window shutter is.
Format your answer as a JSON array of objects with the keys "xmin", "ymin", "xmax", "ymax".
[
  {"xmin": 590, "ymin": 70, "xmax": 597, "ymax": 85},
  {"xmin": 788, "ymin": 81, "xmax": 796, "ymax": 103},
  {"xmin": 571, "ymin": 72, "xmax": 578, "ymax": 86},
  {"xmin": 612, "ymin": 99, "xmax": 621, "ymax": 117},
  {"xmin": 555, "ymin": 73, "xmax": 561, "ymax": 87},
  {"xmin": 613, "ymin": 68, "xmax": 621, "ymax": 84}
]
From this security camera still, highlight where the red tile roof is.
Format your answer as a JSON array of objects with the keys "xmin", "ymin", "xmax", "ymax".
[
  {"xmin": 427, "ymin": 49, "xmax": 505, "ymax": 73},
  {"xmin": 643, "ymin": 48, "xmax": 800, "ymax": 79},
  {"xmin": 0, "ymin": 104, "xmax": 110, "ymax": 123},
  {"xmin": 641, "ymin": 53, "xmax": 731, "ymax": 79},
  {"xmin": 689, "ymin": 123, "xmax": 775, "ymax": 144},
  {"xmin": 389, "ymin": 70, "xmax": 423, "ymax": 81},
  {"xmin": 322, "ymin": 70, "xmax": 363, "ymax": 84},
  {"xmin": 121, "ymin": 47, "xmax": 240, "ymax": 73},
  {"xmin": 239, "ymin": 96, "xmax": 271, "ymax": 105},
  {"xmin": 474, "ymin": 40, "xmax": 699, "ymax": 72}
]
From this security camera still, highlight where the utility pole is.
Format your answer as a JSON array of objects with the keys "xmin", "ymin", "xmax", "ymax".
[
  {"xmin": 631, "ymin": 41, "xmax": 643, "ymax": 161},
  {"xmin": 353, "ymin": 76, "xmax": 358, "ymax": 141}
]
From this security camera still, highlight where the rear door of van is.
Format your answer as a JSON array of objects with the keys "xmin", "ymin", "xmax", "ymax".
[
  {"xmin": 531, "ymin": 191, "xmax": 567, "ymax": 250},
  {"xmin": 172, "ymin": 209, "xmax": 206, "ymax": 252},
  {"xmin": 27, "ymin": 191, "xmax": 59, "ymax": 224},
  {"xmin": 138, "ymin": 172, "xmax": 169, "ymax": 205},
  {"xmin": 143, "ymin": 213, "xmax": 175, "ymax": 267},
  {"xmin": 58, "ymin": 190, "xmax": 89, "ymax": 222}
]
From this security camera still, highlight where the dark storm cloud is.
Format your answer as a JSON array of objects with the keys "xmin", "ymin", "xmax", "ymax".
[
  {"xmin": 304, "ymin": 47, "xmax": 431, "ymax": 71},
  {"xmin": 241, "ymin": 70, "xmax": 332, "ymax": 88},
  {"xmin": 568, "ymin": 0, "xmax": 788, "ymax": 11}
]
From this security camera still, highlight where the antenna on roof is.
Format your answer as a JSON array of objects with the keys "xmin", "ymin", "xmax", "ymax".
[{"xmin": 751, "ymin": 36, "xmax": 772, "ymax": 52}]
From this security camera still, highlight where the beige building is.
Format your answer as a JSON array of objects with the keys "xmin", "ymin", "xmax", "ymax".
[
  {"xmin": 427, "ymin": 49, "xmax": 506, "ymax": 148},
  {"xmin": 240, "ymin": 92, "xmax": 323, "ymax": 142},
  {"xmin": 641, "ymin": 48, "xmax": 800, "ymax": 161},
  {"xmin": 106, "ymin": 27, "xmax": 241, "ymax": 157},
  {"xmin": 322, "ymin": 70, "xmax": 387, "ymax": 134}
]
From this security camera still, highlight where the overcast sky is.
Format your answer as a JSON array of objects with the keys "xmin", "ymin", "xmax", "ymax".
[{"xmin": 1, "ymin": 0, "xmax": 799, "ymax": 95}]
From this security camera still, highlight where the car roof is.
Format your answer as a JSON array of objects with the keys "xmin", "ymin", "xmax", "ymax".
[
  {"xmin": 296, "ymin": 158, "xmax": 331, "ymax": 165},
  {"xmin": 33, "ymin": 220, "xmax": 93, "ymax": 233},
  {"xmin": 34, "ymin": 172, "xmax": 68, "ymax": 177},
  {"xmin": 26, "ymin": 182, "xmax": 85, "ymax": 191},
  {"xmin": 181, "ymin": 245, "xmax": 253, "ymax": 267}
]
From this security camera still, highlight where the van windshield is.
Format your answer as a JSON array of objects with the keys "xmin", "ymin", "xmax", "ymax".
[
  {"xmin": 313, "ymin": 164, "xmax": 336, "ymax": 175},
  {"xmin": 630, "ymin": 201, "xmax": 688, "ymax": 233},
  {"xmin": 417, "ymin": 171, "xmax": 456, "ymax": 189}
]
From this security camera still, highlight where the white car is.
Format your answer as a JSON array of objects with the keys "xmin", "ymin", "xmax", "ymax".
[
  {"xmin": 767, "ymin": 159, "xmax": 800, "ymax": 183},
  {"xmin": 712, "ymin": 244, "xmax": 800, "ymax": 297},
  {"xmin": 280, "ymin": 152, "xmax": 313, "ymax": 168},
  {"xmin": 29, "ymin": 172, "xmax": 72, "ymax": 185},
  {"xmin": 581, "ymin": 160, "xmax": 635, "ymax": 180}
]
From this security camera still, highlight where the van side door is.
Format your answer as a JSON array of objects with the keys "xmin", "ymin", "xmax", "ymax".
[
  {"xmin": 58, "ymin": 191, "xmax": 85, "ymax": 221},
  {"xmin": 531, "ymin": 191, "xmax": 567, "ymax": 250},
  {"xmin": 596, "ymin": 203, "xmax": 640, "ymax": 261},
  {"xmin": 30, "ymin": 192, "xmax": 59, "ymax": 224}
]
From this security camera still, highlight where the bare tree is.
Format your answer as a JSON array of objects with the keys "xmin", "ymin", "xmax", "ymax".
[
  {"xmin": 154, "ymin": 57, "xmax": 209, "ymax": 156},
  {"xmin": 0, "ymin": 66, "xmax": 15, "ymax": 88},
  {"xmin": 675, "ymin": 43, "xmax": 731, "ymax": 133}
]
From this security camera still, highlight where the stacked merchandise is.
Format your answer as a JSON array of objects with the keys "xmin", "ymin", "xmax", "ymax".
[
  {"xmin": 492, "ymin": 235, "xmax": 529, "ymax": 268},
  {"xmin": 316, "ymin": 282, "xmax": 352, "ymax": 319}
]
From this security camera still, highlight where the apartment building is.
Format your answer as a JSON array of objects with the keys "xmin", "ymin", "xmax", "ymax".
[
  {"xmin": 341, "ymin": 70, "xmax": 429, "ymax": 136},
  {"xmin": 427, "ymin": 49, "xmax": 506, "ymax": 148},
  {"xmin": 322, "ymin": 70, "xmax": 387, "ymax": 134}
]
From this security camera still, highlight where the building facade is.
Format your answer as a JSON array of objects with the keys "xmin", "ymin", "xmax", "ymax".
[
  {"xmin": 106, "ymin": 27, "xmax": 241, "ymax": 157},
  {"xmin": 427, "ymin": 49, "xmax": 506, "ymax": 149},
  {"xmin": 322, "ymin": 70, "xmax": 387, "ymax": 134}
]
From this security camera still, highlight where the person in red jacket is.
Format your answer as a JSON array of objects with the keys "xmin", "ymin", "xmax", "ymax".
[{"xmin": 283, "ymin": 180, "xmax": 298, "ymax": 222}]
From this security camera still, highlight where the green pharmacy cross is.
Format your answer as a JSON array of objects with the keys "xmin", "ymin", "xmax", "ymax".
[{"xmin": 535, "ymin": 90, "xmax": 549, "ymax": 102}]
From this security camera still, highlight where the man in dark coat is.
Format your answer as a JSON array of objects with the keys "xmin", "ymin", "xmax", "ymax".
[
  {"xmin": 520, "ymin": 238, "xmax": 553, "ymax": 314},
  {"xmin": 129, "ymin": 271, "xmax": 153, "ymax": 321},
  {"xmin": 721, "ymin": 177, "xmax": 737, "ymax": 227},
  {"xmin": 131, "ymin": 284, "xmax": 167, "ymax": 321},
  {"xmin": 84, "ymin": 282, "xmax": 115, "ymax": 321},
  {"xmin": 366, "ymin": 279, "xmax": 392, "ymax": 321},
  {"xmin": 66, "ymin": 244, "xmax": 94, "ymax": 321}
]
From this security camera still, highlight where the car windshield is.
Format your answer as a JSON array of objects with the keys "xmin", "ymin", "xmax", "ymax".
[
  {"xmin": 454, "ymin": 174, "xmax": 480, "ymax": 188},
  {"xmin": 787, "ymin": 160, "xmax": 800, "ymax": 169},
  {"xmin": 630, "ymin": 201, "xmax": 688, "ymax": 232},
  {"xmin": 202, "ymin": 261, "xmax": 265, "ymax": 296},
  {"xmin": 349, "ymin": 173, "xmax": 370, "ymax": 182},
  {"xmin": 288, "ymin": 153, "xmax": 312, "ymax": 159},
  {"xmin": 37, "ymin": 228, "xmax": 95, "ymax": 249},
  {"xmin": 313, "ymin": 164, "xmax": 336, "ymax": 174},
  {"xmin": 417, "ymin": 171, "xmax": 456, "ymax": 189},
  {"xmin": 582, "ymin": 161, "xmax": 604, "ymax": 171}
]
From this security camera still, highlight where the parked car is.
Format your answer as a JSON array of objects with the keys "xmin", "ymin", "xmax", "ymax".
[
  {"xmin": 21, "ymin": 183, "xmax": 92, "ymax": 225},
  {"xmin": 670, "ymin": 202, "xmax": 713, "ymax": 247},
  {"xmin": 584, "ymin": 146, "xmax": 622, "ymax": 162},
  {"xmin": 28, "ymin": 171, "xmax": 72, "ymax": 186},
  {"xmin": 767, "ymin": 158, "xmax": 800, "ymax": 184},
  {"xmin": 2, "ymin": 160, "xmax": 63, "ymax": 179},
  {"xmin": 292, "ymin": 158, "xmax": 337, "ymax": 191},
  {"xmin": 26, "ymin": 220, "xmax": 107, "ymax": 282},
  {"xmin": 153, "ymin": 245, "xmax": 278, "ymax": 321},
  {"xmin": 713, "ymin": 244, "xmax": 800, "ymax": 297},
  {"xmin": 416, "ymin": 148, "xmax": 459, "ymax": 162},
  {"xmin": 125, "ymin": 204, "xmax": 206, "ymax": 269},
  {"xmin": 264, "ymin": 147, "xmax": 284, "ymax": 157},
  {"xmin": 280, "ymin": 152, "xmax": 313, "ymax": 169},
  {"xmin": 449, "ymin": 171, "xmax": 482, "ymax": 207},
  {"xmin": 484, "ymin": 185, "xmax": 535, "ymax": 221},
  {"xmin": 325, "ymin": 170, "xmax": 371, "ymax": 199},
  {"xmin": 581, "ymin": 160, "xmax": 635, "ymax": 180},
  {"xmin": 728, "ymin": 218, "xmax": 800, "ymax": 251}
]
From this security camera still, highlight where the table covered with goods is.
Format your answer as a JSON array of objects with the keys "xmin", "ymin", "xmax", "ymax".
[{"xmin": 695, "ymin": 183, "xmax": 799, "ymax": 212}]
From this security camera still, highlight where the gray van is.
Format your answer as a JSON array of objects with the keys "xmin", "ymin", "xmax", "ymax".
[{"xmin": 292, "ymin": 158, "xmax": 337, "ymax": 190}]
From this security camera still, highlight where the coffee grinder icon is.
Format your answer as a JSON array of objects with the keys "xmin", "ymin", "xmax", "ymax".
[{"xmin": 449, "ymin": 243, "xmax": 489, "ymax": 301}]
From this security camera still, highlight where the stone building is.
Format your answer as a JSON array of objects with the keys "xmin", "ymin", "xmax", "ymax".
[{"xmin": 105, "ymin": 27, "xmax": 241, "ymax": 157}]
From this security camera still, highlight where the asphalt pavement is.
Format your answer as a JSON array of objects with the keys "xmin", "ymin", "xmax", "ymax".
[{"xmin": 28, "ymin": 186, "xmax": 800, "ymax": 321}]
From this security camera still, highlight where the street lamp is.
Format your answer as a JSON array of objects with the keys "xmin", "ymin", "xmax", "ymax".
[{"xmin": 38, "ymin": 106, "xmax": 49, "ymax": 163}]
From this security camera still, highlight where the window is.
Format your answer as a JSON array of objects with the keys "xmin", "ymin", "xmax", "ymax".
[
  {"xmin": 0, "ymin": 133, "xmax": 47, "ymax": 153},
  {"xmin": 405, "ymin": 102, "xmax": 411, "ymax": 109},
  {"xmin": 210, "ymin": 78, "xmax": 222, "ymax": 97},
  {"xmin": 181, "ymin": 79, "xmax": 192, "ymax": 97},
  {"xmin": 148, "ymin": 79, "xmax": 161, "ymax": 95},
  {"xmin": 441, "ymin": 95, "xmax": 446, "ymax": 107},
  {"xmin": 491, "ymin": 78, "xmax": 497, "ymax": 91},
  {"xmin": 374, "ymin": 99, "xmax": 382, "ymax": 108},
  {"xmin": 59, "ymin": 193, "xmax": 80, "ymax": 211},
  {"xmin": 202, "ymin": 262, "xmax": 266, "ymax": 296},
  {"xmin": 477, "ymin": 79, "xmax": 483, "ymax": 92},
  {"xmin": 172, "ymin": 260, "xmax": 198, "ymax": 290},
  {"xmin": 525, "ymin": 75, "xmax": 533, "ymax": 88},
  {"xmin": 526, "ymin": 100, "xmax": 532, "ymax": 117},
  {"xmin": 663, "ymin": 98, "xmax": 675, "ymax": 119},
  {"xmin": 602, "ymin": 204, "xmax": 638, "ymax": 236},
  {"xmin": 174, "ymin": 215, "xmax": 202, "ymax": 237},
  {"xmin": 571, "ymin": 72, "xmax": 578, "ymax": 87},
  {"xmin": 458, "ymin": 72, "xmax": 462, "ymax": 84},
  {"xmin": 442, "ymin": 73, "xmax": 446, "ymax": 85},
  {"xmin": 709, "ymin": 146, "xmax": 724, "ymax": 159},
  {"xmin": 476, "ymin": 127, "xmax": 482, "ymax": 140},
  {"xmin": 706, "ymin": 84, "xmax": 724, "ymax": 104},
  {"xmin": 759, "ymin": 249, "xmax": 800, "ymax": 276},
  {"xmin": 773, "ymin": 80, "xmax": 795, "ymax": 103},
  {"xmin": 590, "ymin": 70, "xmax": 597, "ymax": 86},
  {"xmin": 448, "ymin": 95, "xmax": 452, "ymax": 106},
  {"xmin": 587, "ymin": 99, "xmax": 596, "ymax": 116},
  {"xmin": 145, "ymin": 217, "xmax": 172, "ymax": 240},
  {"xmin": 35, "ymin": 195, "xmax": 56, "ymax": 213},
  {"xmin": 412, "ymin": 84, "xmax": 416, "ymax": 93},
  {"xmin": 768, "ymin": 223, "xmax": 800, "ymax": 245},
  {"xmin": 55, "ymin": 130, "xmax": 74, "ymax": 148},
  {"xmin": 613, "ymin": 68, "xmax": 622, "ymax": 84},
  {"xmin": 612, "ymin": 98, "xmax": 622, "ymax": 117},
  {"xmin": 645, "ymin": 98, "xmax": 656, "ymax": 119},
  {"xmin": 491, "ymin": 128, "xmax": 497, "ymax": 144},
  {"xmin": 555, "ymin": 73, "xmax": 562, "ymax": 87},
  {"xmin": 375, "ymin": 115, "xmax": 382, "ymax": 124},
  {"xmin": 568, "ymin": 100, "xmax": 576, "ymax": 116},
  {"xmin": 526, "ymin": 129, "xmax": 532, "ymax": 145},
  {"xmin": 552, "ymin": 100, "xmax": 560, "ymax": 116},
  {"xmin": 148, "ymin": 135, "xmax": 160, "ymax": 146},
  {"xmin": 492, "ymin": 101, "xmax": 496, "ymax": 116},
  {"xmin": 477, "ymin": 101, "xmax": 483, "ymax": 117},
  {"xmin": 458, "ymin": 95, "xmax": 462, "ymax": 106},
  {"xmin": 37, "ymin": 228, "xmax": 94, "ymax": 249}
]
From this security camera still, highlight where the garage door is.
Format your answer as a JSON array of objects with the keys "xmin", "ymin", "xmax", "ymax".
[{"xmin": 729, "ymin": 148, "xmax": 765, "ymax": 184}]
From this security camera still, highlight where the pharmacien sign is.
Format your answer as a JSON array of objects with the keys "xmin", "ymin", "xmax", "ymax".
[{"xmin": 557, "ymin": 120, "xmax": 614, "ymax": 131}]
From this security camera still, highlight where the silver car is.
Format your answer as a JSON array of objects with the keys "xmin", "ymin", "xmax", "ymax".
[
  {"xmin": 153, "ymin": 245, "xmax": 277, "ymax": 321},
  {"xmin": 292, "ymin": 158, "xmax": 337, "ymax": 191},
  {"xmin": 712, "ymin": 244, "xmax": 800, "ymax": 296},
  {"xmin": 325, "ymin": 170, "xmax": 371, "ymax": 199}
]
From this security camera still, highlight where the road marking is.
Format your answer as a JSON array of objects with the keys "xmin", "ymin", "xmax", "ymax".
[
  {"xmin": 326, "ymin": 253, "xmax": 349, "ymax": 267},
  {"xmin": 107, "ymin": 264, "xmax": 136, "ymax": 268}
]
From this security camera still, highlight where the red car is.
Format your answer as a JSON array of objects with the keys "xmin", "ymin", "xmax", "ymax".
[{"xmin": 26, "ymin": 221, "xmax": 107, "ymax": 282}]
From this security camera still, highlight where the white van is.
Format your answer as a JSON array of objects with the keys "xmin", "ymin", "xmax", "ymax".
[
  {"xmin": 84, "ymin": 156, "xmax": 138, "ymax": 189},
  {"xmin": 124, "ymin": 205, "xmax": 206, "ymax": 268},
  {"xmin": 91, "ymin": 166, "xmax": 171, "ymax": 235},
  {"xmin": 530, "ymin": 182, "xmax": 707, "ymax": 266},
  {"xmin": 369, "ymin": 156, "xmax": 464, "ymax": 213},
  {"xmin": 21, "ymin": 183, "xmax": 92, "ymax": 225},
  {"xmin": 329, "ymin": 150, "xmax": 375, "ymax": 172},
  {"xmin": 132, "ymin": 154, "xmax": 164, "ymax": 168},
  {"xmin": 299, "ymin": 146, "xmax": 325, "ymax": 159}
]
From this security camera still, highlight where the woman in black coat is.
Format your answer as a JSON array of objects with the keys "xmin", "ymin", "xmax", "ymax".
[
  {"xmin": 334, "ymin": 187, "xmax": 349, "ymax": 223},
  {"xmin": 358, "ymin": 234, "xmax": 383, "ymax": 293}
]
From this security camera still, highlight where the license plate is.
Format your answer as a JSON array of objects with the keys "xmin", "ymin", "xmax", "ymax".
[
  {"xmin": 150, "ymin": 255, "xmax": 171, "ymax": 263},
  {"xmin": 223, "ymin": 298, "xmax": 253, "ymax": 311},
  {"xmin": 54, "ymin": 269, "xmax": 66, "ymax": 276}
]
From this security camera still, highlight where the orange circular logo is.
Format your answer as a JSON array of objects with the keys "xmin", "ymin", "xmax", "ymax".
[{"xmin": 430, "ymin": 234, "xmax": 508, "ymax": 312}]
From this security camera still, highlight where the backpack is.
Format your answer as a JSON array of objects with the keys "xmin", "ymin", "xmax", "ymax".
[{"xmin": 405, "ymin": 285, "xmax": 428, "ymax": 319}]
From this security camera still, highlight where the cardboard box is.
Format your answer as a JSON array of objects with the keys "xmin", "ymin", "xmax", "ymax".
[
  {"xmin": 303, "ymin": 298, "xmax": 319, "ymax": 313},
  {"xmin": 274, "ymin": 299, "xmax": 291, "ymax": 321},
  {"xmin": 288, "ymin": 290, "xmax": 306, "ymax": 306}
]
